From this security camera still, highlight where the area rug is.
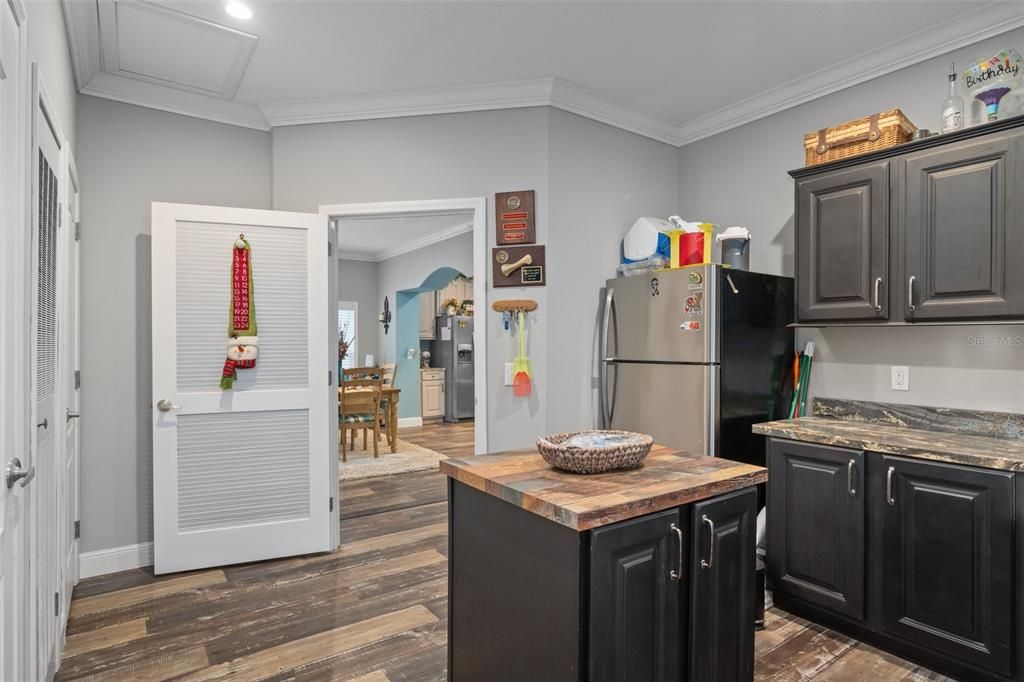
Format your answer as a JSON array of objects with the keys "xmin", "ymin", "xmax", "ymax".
[{"xmin": 339, "ymin": 438, "xmax": 448, "ymax": 481}]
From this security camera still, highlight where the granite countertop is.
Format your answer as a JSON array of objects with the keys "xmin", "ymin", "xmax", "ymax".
[
  {"xmin": 439, "ymin": 445, "xmax": 766, "ymax": 531},
  {"xmin": 754, "ymin": 398, "xmax": 1024, "ymax": 472}
]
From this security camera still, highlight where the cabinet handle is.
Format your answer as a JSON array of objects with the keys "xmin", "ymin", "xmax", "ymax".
[
  {"xmin": 907, "ymin": 276, "xmax": 917, "ymax": 312},
  {"xmin": 872, "ymin": 277, "xmax": 882, "ymax": 313},
  {"xmin": 700, "ymin": 515, "xmax": 715, "ymax": 569},
  {"xmin": 847, "ymin": 459, "xmax": 856, "ymax": 496},
  {"xmin": 886, "ymin": 466, "xmax": 896, "ymax": 505},
  {"xmin": 670, "ymin": 523, "xmax": 683, "ymax": 581}
]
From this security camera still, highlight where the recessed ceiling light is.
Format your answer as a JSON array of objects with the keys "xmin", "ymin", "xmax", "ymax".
[{"xmin": 225, "ymin": 2, "xmax": 252, "ymax": 19}]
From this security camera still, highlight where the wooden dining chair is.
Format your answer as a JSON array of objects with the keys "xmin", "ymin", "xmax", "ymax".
[
  {"xmin": 339, "ymin": 367, "xmax": 383, "ymax": 462},
  {"xmin": 378, "ymin": 363, "xmax": 397, "ymax": 447}
]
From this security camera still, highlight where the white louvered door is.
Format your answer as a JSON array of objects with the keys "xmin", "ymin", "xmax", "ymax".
[{"xmin": 151, "ymin": 203, "xmax": 333, "ymax": 575}]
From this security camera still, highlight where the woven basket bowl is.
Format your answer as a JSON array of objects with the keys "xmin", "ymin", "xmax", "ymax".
[{"xmin": 536, "ymin": 430, "xmax": 654, "ymax": 474}]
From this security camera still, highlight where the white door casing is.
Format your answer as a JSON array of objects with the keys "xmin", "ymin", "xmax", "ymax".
[
  {"xmin": 59, "ymin": 155, "xmax": 81, "ymax": 648},
  {"xmin": 0, "ymin": 1, "xmax": 31, "ymax": 680},
  {"xmin": 151, "ymin": 203, "xmax": 333, "ymax": 575}
]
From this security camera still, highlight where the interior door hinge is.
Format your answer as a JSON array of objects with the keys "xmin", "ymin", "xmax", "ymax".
[
  {"xmin": 328, "ymin": 370, "xmax": 333, "ymax": 385},
  {"xmin": 327, "ymin": 242, "xmax": 333, "ymax": 257},
  {"xmin": 74, "ymin": 520, "xmax": 80, "ymax": 539},
  {"xmin": 57, "ymin": 204, "xmax": 62, "ymax": 228},
  {"xmin": 74, "ymin": 222, "xmax": 81, "ymax": 241},
  {"xmin": 329, "ymin": 497, "xmax": 334, "ymax": 513},
  {"xmin": 74, "ymin": 370, "xmax": 81, "ymax": 389},
  {"xmin": 54, "ymin": 592, "xmax": 60, "ymax": 617}
]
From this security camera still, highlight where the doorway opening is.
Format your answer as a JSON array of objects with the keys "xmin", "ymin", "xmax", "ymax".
[{"xmin": 322, "ymin": 198, "xmax": 487, "ymax": 478}]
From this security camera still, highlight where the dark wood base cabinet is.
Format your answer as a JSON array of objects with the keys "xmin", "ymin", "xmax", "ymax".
[
  {"xmin": 448, "ymin": 480, "xmax": 758, "ymax": 682},
  {"xmin": 768, "ymin": 438, "xmax": 1021, "ymax": 681}
]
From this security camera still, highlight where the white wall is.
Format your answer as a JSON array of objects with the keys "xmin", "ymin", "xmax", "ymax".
[
  {"xmin": 272, "ymin": 108, "xmax": 550, "ymax": 451},
  {"xmin": 375, "ymin": 231, "xmax": 473, "ymax": 363},
  {"xmin": 27, "ymin": 0, "xmax": 76, "ymax": 146},
  {"xmin": 677, "ymin": 27, "xmax": 1024, "ymax": 413},
  {"xmin": 547, "ymin": 109, "xmax": 679, "ymax": 433},
  {"xmin": 337, "ymin": 258, "xmax": 379, "ymax": 363},
  {"xmin": 76, "ymin": 96, "xmax": 273, "ymax": 553}
]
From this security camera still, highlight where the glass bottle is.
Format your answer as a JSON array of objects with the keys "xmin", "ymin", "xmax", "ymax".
[{"xmin": 941, "ymin": 63, "xmax": 965, "ymax": 133}]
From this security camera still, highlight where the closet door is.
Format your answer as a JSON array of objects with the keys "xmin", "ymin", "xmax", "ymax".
[
  {"xmin": 0, "ymin": 3, "xmax": 32, "ymax": 680},
  {"xmin": 30, "ymin": 64, "xmax": 66, "ymax": 676}
]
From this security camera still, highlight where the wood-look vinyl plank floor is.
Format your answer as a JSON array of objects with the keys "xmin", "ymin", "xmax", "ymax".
[{"xmin": 59, "ymin": 420, "xmax": 950, "ymax": 681}]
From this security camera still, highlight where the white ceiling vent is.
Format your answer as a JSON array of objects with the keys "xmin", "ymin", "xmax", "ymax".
[{"xmin": 97, "ymin": 0, "xmax": 256, "ymax": 100}]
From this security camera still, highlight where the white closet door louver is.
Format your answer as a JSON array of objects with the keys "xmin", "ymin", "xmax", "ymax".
[
  {"xmin": 36, "ymin": 149, "xmax": 57, "ymax": 400},
  {"xmin": 175, "ymin": 222, "xmax": 309, "ymax": 392},
  {"xmin": 176, "ymin": 410, "xmax": 310, "ymax": 532}
]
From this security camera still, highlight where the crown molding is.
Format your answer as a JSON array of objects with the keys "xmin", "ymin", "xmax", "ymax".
[
  {"xmin": 62, "ymin": 0, "xmax": 1024, "ymax": 146},
  {"xmin": 81, "ymin": 72, "xmax": 269, "ymax": 129},
  {"xmin": 261, "ymin": 78, "xmax": 555, "ymax": 127},
  {"xmin": 337, "ymin": 221, "xmax": 474, "ymax": 263},
  {"xmin": 674, "ymin": 2, "xmax": 1024, "ymax": 146}
]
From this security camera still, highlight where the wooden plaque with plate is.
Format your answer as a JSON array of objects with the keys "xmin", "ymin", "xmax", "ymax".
[
  {"xmin": 495, "ymin": 190, "xmax": 536, "ymax": 245},
  {"xmin": 493, "ymin": 245, "xmax": 545, "ymax": 287}
]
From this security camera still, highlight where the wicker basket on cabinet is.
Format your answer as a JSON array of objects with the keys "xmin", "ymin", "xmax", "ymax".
[{"xmin": 804, "ymin": 109, "xmax": 917, "ymax": 167}]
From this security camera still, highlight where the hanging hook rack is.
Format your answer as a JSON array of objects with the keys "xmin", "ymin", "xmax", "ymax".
[{"xmin": 491, "ymin": 299, "xmax": 538, "ymax": 314}]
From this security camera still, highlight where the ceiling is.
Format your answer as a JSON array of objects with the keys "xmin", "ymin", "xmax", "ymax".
[
  {"xmin": 337, "ymin": 213, "xmax": 473, "ymax": 262},
  {"xmin": 62, "ymin": 0, "xmax": 1024, "ymax": 144}
]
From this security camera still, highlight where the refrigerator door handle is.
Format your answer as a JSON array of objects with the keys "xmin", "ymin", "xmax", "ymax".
[
  {"xmin": 599, "ymin": 288, "xmax": 616, "ymax": 428},
  {"xmin": 705, "ymin": 367, "xmax": 719, "ymax": 456}
]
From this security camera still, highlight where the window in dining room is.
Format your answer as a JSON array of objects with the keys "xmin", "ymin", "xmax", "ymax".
[{"xmin": 338, "ymin": 301, "xmax": 358, "ymax": 370}]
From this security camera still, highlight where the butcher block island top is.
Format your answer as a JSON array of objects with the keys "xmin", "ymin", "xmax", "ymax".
[{"xmin": 439, "ymin": 444, "xmax": 766, "ymax": 531}]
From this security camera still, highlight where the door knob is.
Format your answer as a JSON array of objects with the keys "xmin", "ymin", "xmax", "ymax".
[
  {"xmin": 157, "ymin": 399, "xmax": 182, "ymax": 412},
  {"xmin": 6, "ymin": 458, "xmax": 35, "ymax": 489},
  {"xmin": 66, "ymin": 409, "xmax": 80, "ymax": 422}
]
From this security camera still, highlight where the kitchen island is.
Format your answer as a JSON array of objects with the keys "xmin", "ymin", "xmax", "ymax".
[{"xmin": 440, "ymin": 445, "xmax": 766, "ymax": 682}]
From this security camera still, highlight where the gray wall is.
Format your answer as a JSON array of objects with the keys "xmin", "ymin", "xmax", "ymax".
[
  {"xmin": 375, "ymin": 231, "xmax": 473, "ymax": 364},
  {"xmin": 337, "ymin": 259, "xmax": 379, "ymax": 364},
  {"xmin": 28, "ymin": 0, "xmax": 77, "ymax": 147},
  {"xmin": 546, "ymin": 109, "xmax": 679, "ymax": 433},
  {"xmin": 76, "ymin": 96, "xmax": 273, "ymax": 552},
  {"xmin": 272, "ymin": 108, "xmax": 550, "ymax": 451},
  {"xmin": 677, "ymin": 28, "xmax": 1024, "ymax": 413}
]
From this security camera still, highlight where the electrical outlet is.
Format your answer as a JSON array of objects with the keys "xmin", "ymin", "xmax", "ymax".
[
  {"xmin": 890, "ymin": 365, "xmax": 910, "ymax": 391},
  {"xmin": 504, "ymin": 363, "xmax": 514, "ymax": 386}
]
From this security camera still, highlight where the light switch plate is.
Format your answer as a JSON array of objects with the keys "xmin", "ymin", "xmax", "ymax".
[
  {"xmin": 890, "ymin": 365, "xmax": 909, "ymax": 391},
  {"xmin": 504, "ymin": 363, "xmax": 514, "ymax": 386}
]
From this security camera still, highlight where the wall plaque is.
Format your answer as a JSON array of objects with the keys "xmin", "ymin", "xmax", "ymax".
[{"xmin": 495, "ymin": 190, "xmax": 536, "ymax": 245}]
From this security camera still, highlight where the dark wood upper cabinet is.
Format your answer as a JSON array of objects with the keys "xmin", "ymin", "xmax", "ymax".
[
  {"xmin": 792, "ymin": 117, "xmax": 1024, "ymax": 323},
  {"xmin": 796, "ymin": 161, "xmax": 889, "ymax": 321},
  {"xmin": 589, "ymin": 508, "xmax": 684, "ymax": 682},
  {"xmin": 901, "ymin": 131, "xmax": 1024, "ymax": 320},
  {"xmin": 689, "ymin": 487, "xmax": 757, "ymax": 682},
  {"xmin": 767, "ymin": 440, "xmax": 865, "ymax": 620},
  {"xmin": 874, "ymin": 455, "xmax": 1014, "ymax": 676}
]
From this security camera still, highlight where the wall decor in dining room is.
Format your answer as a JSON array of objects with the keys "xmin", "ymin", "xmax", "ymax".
[{"xmin": 495, "ymin": 189, "xmax": 536, "ymax": 245}]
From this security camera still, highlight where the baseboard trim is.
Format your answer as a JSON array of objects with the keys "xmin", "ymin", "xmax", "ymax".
[
  {"xmin": 397, "ymin": 417, "xmax": 423, "ymax": 428},
  {"xmin": 80, "ymin": 542, "xmax": 153, "ymax": 578}
]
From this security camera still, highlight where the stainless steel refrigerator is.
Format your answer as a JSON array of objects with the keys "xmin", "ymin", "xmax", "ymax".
[
  {"xmin": 435, "ymin": 315, "xmax": 475, "ymax": 422},
  {"xmin": 599, "ymin": 265, "xmax": 793, "ymax": 466}
]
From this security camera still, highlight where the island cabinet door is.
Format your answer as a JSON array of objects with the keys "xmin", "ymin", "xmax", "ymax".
[
  {"xmin": 589, "ymin": 508, "xmax": 685, "ymax": 682},
  {"xmin": 767, "ymin": 439, "xmax": 866, "ymax": 620},
  {"xmin": 689, "ymin": 487, "xmax": 757, "ymax": 682},
  {"xmin": 873, "ymin": 455, "xmax": 1014, "ymax": 676}
]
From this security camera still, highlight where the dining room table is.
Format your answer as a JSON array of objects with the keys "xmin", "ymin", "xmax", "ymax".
[{"xmin": 338, "ymin": 385, "xmax": 401, "ymax": 454}]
